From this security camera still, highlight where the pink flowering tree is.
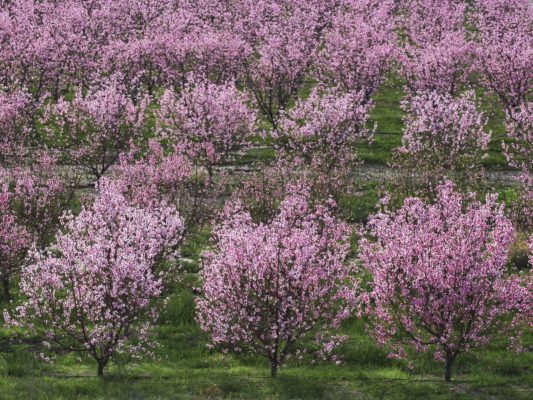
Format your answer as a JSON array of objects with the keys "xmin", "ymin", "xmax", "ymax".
[
  {"xmin": 359, "ymin": 182, "xmax": 531, "ymax": 382},
  {"xmin": 157, "ymin": 81, "xmax": 256, "ymax": 177},
  {"xmin": 505, "ymin": 102, "xmax": 532, "ymax": 172},
  {"xmin": 113, "ymin": 140, "xmax": 193, "ymax": 210},
  {"xmin": 317, "ymin": 0, "xmax": 397, "ymax": 102},
  {"xmin": 241, "ymin": 1, "xmax": 321, "ymax": 128},
  {"xmin": 474, "ymin": 0, "xmax": 533, "ymax": 112},
  {"xmin": 400, "ymin": 0, "xmax": 466, "ymax": 47},
  {"xmin": 112, "ymin": 140, "xmax": 219, "ymax": 233},
  {"xmin": 42, "ymin": 79, "xmax": 149, "ymax": 180},
  {"xmin": 0, "ymin": 89, "xmax": 32, "ymax": 159},
  {"xmin": 196, "ymin": 189, "xmax": 356, "ymax": 377},
  {"xmin": 4, "ymin": 179, "xmax": 184, "ymax": 377},
  {"xmin": 395, "ymin": 90, "xmax": 490, "ymax": 193},
  {"xmin": 104, "ymin": 8, "xmax": 249, "ymax": 95},
  {"xmin": 275, "ymin": 87, "xmax": 373, "ymax": 172},
  {"xmin": 232, "ymin": 158, "xmax": 358, "ymax": 224},
  {"xmin": 5, "ymin": 154, "xmax": 76, "ymax": 250},
  {"xmin": 0, "ymin": 182, "xmax": 30, "ymax": 301},
  {"xmin": 401, "ymin": 33, "xmax": 473, "ymax": 96},
  {"xmin": 504, "ymin": 102, "xmax": 533, "ymax": 230},
  {"xmin": 398, "ymin": 0, "xmax": 472, "ymax": 96}
]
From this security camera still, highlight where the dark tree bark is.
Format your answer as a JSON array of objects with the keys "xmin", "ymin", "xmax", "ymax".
[
  {"xmin": 444, "ymin": 353, "xmax": 456, "ymax": 382},
  {"xmin": 271, "ymin": 361, "xmax": 278, "ymax": 378}
]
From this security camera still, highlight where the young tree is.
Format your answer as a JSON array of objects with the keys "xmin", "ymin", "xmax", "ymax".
[
  {"xmin": 7, "ymin": 154, "xmax": 76, "ymax": 250},
  {"xmin": 399, "ymin": 0, "xmax": 466, "ymax": 46},
  {"xmin": 112, "ymin": 139, "xmax": 218, "ymax": 233},
  {"xmin": 232, "ymin": 158, "xmax": 357, "ymax": 224},
  {"xmin": 401, "ymin": 32, "xmax": 473, "ymax": 96},
  {"xmin": 505, "ymin": 102, "xmax": 532, "ymax": 172},
  {"xmin": 398, "ymin": 0, "xmax": 471, "ymax": 96},
  {"xmin": 42, "ymin": 79, "xmax": 148, "ymax": 180},
  {"xmin": 395, "ymin": 90, "xmax": 490, "ymax": 194},
  {"xmin": 474, "ymin": 0, "xmax": 533, "ymax": 111},
  {"xmin": 317, "ymin": 0, "xmax": 397, "ymax": 102},
  {"xmin": 359, "ymin": 182, "xmax": 531, "ymax": 382},
  {"xmin": 504, "ymin": 102, "xmax": 532, "ymax": 230},
  {"xmin": 0, "ymin": 182, "xmax": 30, "ymax": 301},
  {"xmin": 157, "ymin": 81, "xmax": 256, "ymax": 177},
  {"xmin": 241, "ymin": 1, "xmax": 322, "ymax": 128},
  {"xmin": 0, "ymin": 89, "xmax": 32, "ymax": 160},
  {"xmin": 4, "ymin": 180, "xmax": 184, "ymax": 376},
  {"xmin": 196, "ymin": 189, "xmax": 356, "ymax": 377},
  {"xmin": 275, "ymin": 87, "xmax": 373, "ymax": 171}
]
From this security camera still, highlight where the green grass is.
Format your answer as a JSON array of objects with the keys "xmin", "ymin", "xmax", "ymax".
[
  {"xmin": 1, "ymin": 308, "xmax": 531, "ymax": 400},
  {"xmin": 237, "ymin": 83, "xmax": 511, "ymax": 170}
]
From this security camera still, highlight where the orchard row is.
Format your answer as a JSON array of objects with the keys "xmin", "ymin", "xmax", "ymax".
[{"xmin": 0, "ymin": 0, "xmax": 531, "ymax": 383}]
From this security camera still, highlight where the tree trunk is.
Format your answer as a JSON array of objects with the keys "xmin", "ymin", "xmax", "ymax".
[
  {"xmin": 97, "ymin": 360, "xmax": 105, "ymax": 377},
  {"xmin": 444, "ymin": 354, "xmax": 454, "ymax": 382},
  {"xmin": 271, "ymin": 361, "xmax": 278, "ymax": 378},
  {"xmin": 1, "ymin": 277, "xmax": 10, "ymax": 302}
]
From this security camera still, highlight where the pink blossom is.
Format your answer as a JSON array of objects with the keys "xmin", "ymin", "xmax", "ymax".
[
  {"xmin": 396, "ymin": 90, "xmax": 490, "ymax": 191},
  {"xmin": 360, "ymin": 181, "xmax": 531, "ymax": 382},
  {"xmin": 157, "ymin": 81, "xmax": 256, "ymax": 177},
  {"xmin": 42, "ymin": 78, "xmax": 148, "ymax": 179},
  {"xmin": 474, "ymin": 0, "xmax": 533, "ymax": 111},
  {"xmin": 5, "ymin": 180, "xmax": 184, "ymax": 376},
  {"xmin": 196, "ymin": 189, "xmax": 356, "ymax": 377},
  {"xmin": 275, "ymin": 87, "xmax": 373, "ymax": 170},
  {"xmin": 317, "ymin": 0, "xmax": 397, "ymax": 101}
]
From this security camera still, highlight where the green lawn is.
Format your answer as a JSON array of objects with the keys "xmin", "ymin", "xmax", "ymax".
[
  {"xmin": 1, "ymin": 293, "xmax": 531, "ymax": 400},
  {"xmin": 237, "ymin": 83, "xmax": 512, "ymax": 170}
]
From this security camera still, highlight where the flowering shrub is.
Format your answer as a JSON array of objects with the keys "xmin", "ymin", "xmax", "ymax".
[
  {"xmin": 4, "ymin": 180, "xmax": 184, "ymax": 376},
  {"xmin": 275, "ymin": 88, "xmax": 373, "ymax": 170},
  {"xmin": 196, "ymin": 189, "xmax": 356, "ymax": 377},
  {"xmin": 157, "ymin": 81, "xmax": 256, "ymax": 177},
  {"xmin": 359, "ymin": 182, "xmax": 531, "ymax": 382},
  {"xmin": 42, "ymin": 79, "xmax": 148, "ymax": 179},
  {"xmin": 395, "ymin": 90, "xmax": 490, "ymax": 195}
]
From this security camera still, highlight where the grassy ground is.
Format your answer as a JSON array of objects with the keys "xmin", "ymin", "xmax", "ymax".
[
  {"xmin": 239, "ymin": 82, "xmax": 511, "ymax": 170},
  {"xmin": 1, "ymin": 290, "xmax": 531, "ymax": 400}
]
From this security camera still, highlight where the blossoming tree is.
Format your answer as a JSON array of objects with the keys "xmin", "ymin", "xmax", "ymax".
[
  {"xmin": 4, "ymin": 180, "xmax": 184, "ymax": 376},
  {"xmin": 157, "ymin": 81, "xmax": 256, "ymax": 177},
  {"xmin": 196, "ymin": 189, "xmax": 356, "ymax": 377},
  {"xmin": 359, "ymin": 182, "xmax": 531, "ymax": 382}
]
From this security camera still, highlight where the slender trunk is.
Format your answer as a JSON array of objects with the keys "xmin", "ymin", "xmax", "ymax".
[
  {"xmin": 1, "ymin": 277, "xmax": 10, "ymax": 302},
  {"xmin": 97, "ymin": 360, "xmax": 105, "ymax": 377},
  {"xmin": 271, "ymin": 361, "xmax": 278, "ymax": 378},
  {"xmin": 444, "ymin": 354, "xmax": 455, "ymax": 382}
]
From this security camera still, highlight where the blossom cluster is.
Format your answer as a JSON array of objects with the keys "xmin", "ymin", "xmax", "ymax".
[
  {"xmin": 5, "ymin": 181, "xmax": 184, "ymax": 375},
  {"xmin": 196, "ymin": 189, "xmax": 356, "ymax": 377}
]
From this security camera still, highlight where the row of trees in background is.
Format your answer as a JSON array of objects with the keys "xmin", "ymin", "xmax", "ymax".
[{"xmin": 0, "ymin": 0, "xmax": 531, "ymax": 382}]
